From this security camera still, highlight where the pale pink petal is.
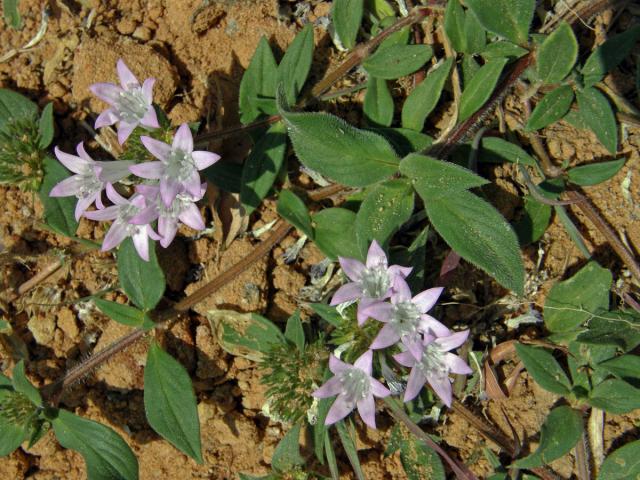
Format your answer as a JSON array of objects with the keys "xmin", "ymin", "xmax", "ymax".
[
  {"xmin": 95, "ymin": 193, "xmax": 105, "ymax": 210},
  {"xmin": 360, "ymin": 301, "xmax": 394, "ymax": 323},
  {"xmin": 95, "ymin": 108, "xmax": 119, "ymax": 129},
  {"xmin": 178, "ymin": 204, "xmax": 205, "ymax": 230},
  {"xmin": 102, "ymin": 222, "xmax": 129, "ymax": 251},
  {"xmin": 50, "ymin": 176, "xmax": 81, "ymax": 197},
  {"xmin": 366, "ymin": 240, "xmax": 388, "ymax": 269},
  {"xmin": 147, "ymin": 225, "xmax": 162, "ymax": 242},
  {"xmin": 89, "ymin": 82, "xmax": 121, "ymax": 104},
  {"xmin": 329, "ymin": 282, "xmax": 361, "ymax": 306},
  {"xmin": 394, "ymin": 351, "xmax": 417, "ymax": 368},
  {"xmin": 427, "ymin": 372, "xmax": 452, "ymax": 407},
  {"xmin": 353, "ymin": 350, "xmax": 373, "ymax": 375},
  {"xmin": 357, "ymin": 297, "xmax": 378, "ymax": 325},
  {"xmin": 420, "ymin": 315, "xmax": 450, "ymax": 337},
  {"xmin": 435, "ymin": 330, "xmax": 470, "ymax": 352},
  {"xmin": 117, "ymin": 121, "xmax": 137, "ymax": 145},
  {"xmin": 130, "ymin": 206, "xmax": 159, "ymax": 225},
  {"xmin": 404, "ymin": 369, "xmax": 427, "ymax": 402},
  {"xmin": 404, "ymin": 338, "xmax": 424, "ymax": 360},
  {"xmin": 158, "ymin": 217, "xmax": 178, "ymax": 248},
  {"xmin": 370, "ymin": 378, "xmax": 391, "ymax": 398},
  {"xmin": 117, "ymin": 59, "xmax": 140, "ymax": 89},
  {"xmin": 54, "ymin": 146, "xmax": 88, "ymax": 174},
  {"xmin": 329, "ymin": 355, "xmax": 349, "ymax": 375},
  {"xmin": 141, "ymin": 136, "xmax": 171, "ymax": 160},
  {"xmin": 105, "ymin": 183, "xmax": 128, "ymax": 205},
  {"xmin": 192, "ymin": 151, "xmax": 221, "ymax": 170},
  {"xmin": 172, "ymin": 123, "xmax": 194, "ymax": 153},
  {"xmin": 185, "ymin": 170, "xmax": 203, "ymax": 198},
  {"xmin": 356, "ymin": 394, "xmax": 376, "ymax": 429},
  {"xmin": 312, "ymin": 377, "xmax": 342, "ymax": 399},
  {"xmin": 160, "ymin": 178, "xmax": 181, "ymax": 207},
  {"xmin": 140, "ymin": 107, "xmax": 160, "ymax": 129},
  {"xmin": 130, "ymin": 194, "xmax": 146, "ymax": 209},
  {"xmin": 142, "ymin": 78, "xmax": 156, "ymax": 103},
  {"xmin": 370, "ymin": 324, "xmax": 400, "ymax": 350},
  {"xmin": 338, "ymin": 257, "xmax": 365, "ymax": 281},
  {"xmin": 132, "ymin": 231, "xmax": 150, "ymax": 261},
  {"xmin": 74, "ymin": 195, "xmax": 95, "ymax": 221},
  {"xmin": 413, "ymin": 287, "xmax": 443, "ymax": 313},
  {"xmin": 129, "ymin": 161, "xmax": 164, "ymax": 179},
  {"xmin": 136, "ymin": 184, "xmax": 159, "ymax": 199},
  {"xmin": 84, "ymin": 205, "xmax": 119, "ymax": 221},
  {"xmin": 388, "ymin": 265, "xmax": 412, "ymax": 279},
  {"xmin": 97, "ymin": 160, "xmax": 134, "ymax": 183},
  {"xmin": 325, "ymin": 396, "xmax": 354, "ymax": 425},
  {"xmin": 392, "ymin": 277, "xmax": 412, "ymax": 302},
  {"xmin": 444, "ymin": 353, "xmax": 473, "ymax": 375}
]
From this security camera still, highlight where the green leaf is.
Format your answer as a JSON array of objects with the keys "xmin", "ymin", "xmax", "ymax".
[
  {"xmin": 202, "ymin": 161, "xmax": 242, "ymax": 193},
  {"xmin": 313, "ymin": 208, "xmax": 361, "ymax": 261},
  {"xmin": 514, "ymin": 344, "xmax": 571, "ymax": 395},
  {"xmin": 0, "ymin": 89, "xmax": 37, "ymax": 131},
  {"xmin": 278, "ymin": 24, "xmax": 314, "ymax": 104},
  {"xmin": 567, "ymin": 158, "xmax": 625, "ymax": 186},
  {"xmin": 0, "ymin": 414, "xmax": 26, "ymax": 456},
  {"xmin": 461, "ymin": 56, "xmax": 481, "ymax": 89},
  {"xmin": 51, "ymin": 409, "xmax": 138, "ymax": 480},
  {"xmin": 513, "ymin": 406, "xmax": 582, "ymax": 469},
  {"xmin": 207, "ymin": 310, "xmax": 286, "ymax": 361},
  {"xmin": 598, "ymin": 440, "xmax": 640, "ymax": 480},
  {"xmin": 525, "ymin": 86, "xmax": 574, "ymax": 131},
  {"xmin": 144, "ymin": 342, "xmax": 202, "ymax": 463},
  {"xmin": 2, "ymin": 0, "xmax": 22, "ymax": 29},
  {"xmin": 598, "ymin": 355, "xmax": 640, "ymax": 387},
  {"xmin": 278, "ymin": 106, "xmax": 399, "ymax": 187},
  {"xmin": 355, "ymin": 179, "xmax": 414, "ymax": 254},
  {"xmin": 39, "ymin": 156, "xmax": 79, "ymax": 238},
  {"xmin": 239, "ymin": 37, "xmax": 278, "ymax": 124},
  {"xmin": 370, "ymin": 127, "xmax": 433, "ymax": 156},
  {"xmin": 277, "ymin": 190, "xmax": 313, "ymax": 239},
  {"xmin": 443, "ymin": 0, "xmax": 465, "ymax": 52},
  {"xmin": 463, "ymin": 9, "xmax": 486, "ymax": 54},
  {"xmin": 38, "ymin": 103, "xmax": 54, "ymax": 149},
  {"xmin": 536, "ymin": 22, "xmax": 578, "ymax": 84},
  {"xmin": 363, "ymin": 44, "xmax": 433, "ymax": 79},
  {"xmin": 458, "ymin": 58, "xmax": 508, "ymax": 121},
  {"xmin": 479, "ymin": 137, "xmax": 537, "ymax": 167},
  {"xmin": 240, "ymin": 122, "xmax": 287, "ymax": 213},
  {"xmin": 576, "ymin": 87, "xmax": 617, "ymax": 154},
  {"xmin": 544, "ymin": 261, "xmax": 612, "ymax": 333},
  {"xmin": 12, "ymin": 361, "xmax": 42, "ymax": 406},
  {"xmin": 284, "ymin": 310, "xmax": 305, "ymax": 352},
  {"xmin": 399, "ymin": 437, "xmax": 446, "ymax": 480},
  {"xmin": 465, "ymin": 0, "xmax": 535, "ymax": 45},
  {"xmin": 336, "ymin": 421, "xmax": 365, "ymax": 480},
  {"xmin": 391, "ymin": 226, "xmax": 429, "ymax": 292},
  {"xmin": 481, "ymin": 41, "xmax": 528, "ymax": 59},
  {"xmin": 555, "ymin": 204, "xmax": 592, "ymax": 259},
  {"xmin": 117, "ymin": 237, "xmax": 166, "ymax": 310},
  {"xmin": 93, "ymin": 299, "xmax": 154, "ymax": 330},
  {"xmin": 513, "ymin": 195, "xmax": 551, "ymax": 245},
  {"xmin": 365, "ymin": 0, "xmax": 395, "ymax": 20},
  {"xmin": 589, "ymin": 378, "xmax": 640, "ymax": 414},
  {"xmin": 401, "ymin": 153, "xmax": 488, "ymax": 198},
  {"xmin": 332, "ymin": 0, "xmax": 364, "ymax": 50},
  {"xmin": 577, "ymin": 310, "xmax": 640, "ymax": 353},
  {"xmin": 582, "ymin": 26, "xmax": 640, "ymax": 87},
  {"xmin": 364, "ymin": 77, "xmax": 394, "ymax": 127},
  {"xmin": 402, "ymin": 58, "xmax": 453, "ymax": 131},
  {"xmin": 423, "ymin": 190, "xmax": 525, "ymax": 294},
  {"xmin": 271, "ymin": 424, "xmax": 304, "ymax": 473},
  {"xmin": 308, "ymin": 303, "xmax": 343, "ymax": 327}
]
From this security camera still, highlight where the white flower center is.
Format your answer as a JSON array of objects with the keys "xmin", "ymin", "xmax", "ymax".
[
  {"xmin": 164, "ymin": 149, "xmax": 195, "ymax": 182},
  {"xmin": 116, "ymin": 88, "xmax": 148, "ymax": 123},
  {"xmin": 339, "ymin": 368, "xmax": 371, "ymax": 403},
  {"xmin": 359, "ymin": 265, "xmax": 390, "ymax": 298},
  {"xmin": 390, "ymin": 301, "xmax": 421, "ymax": 340},
  {"xmin": 416, "ymin": 343, "xmax": 448, "ymax": 378},
  {"xmin": 77, "ymin": 168, "xmax": 102, "ymax": 199},
  {"xmin": 158, "ymin": 193, "xmax": 192, "ymax": 220},
  {"xmin": 116, "ymin": 201, "xmax": 144, "ymax": 235}
]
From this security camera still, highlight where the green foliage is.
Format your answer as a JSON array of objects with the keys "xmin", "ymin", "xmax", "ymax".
[
  {"xmin": 514, "ymin": 344, "xmax": 571, "ymax": 395},
  {"xmin": 443, "ymin": 0, "xmax": 486, "ymax": 54},
  {"xmin": 38, "ymin": 103, "xmax": 55, "ymax": 149},
  {"xmin": 239, "ymin": 37, "xmax": 279, "ymax": 123},
  {"xmin": 336, "ymin": 421, "xmax": 365, "ymax": 479},
  {"xmin": 576, "ymin": 87, "xmax": 617, "ymax": 154},
  {"xmin": 386, "ymin": 425, "xmax": 446, "ymax": 480},
  {"xmin": 0, "ymin": 88, "xmax": 37, "ymax": 130},
  {"xmin": 51, "ymin": 409, "xmax": 138, "ymax": 480},
  {"xmin": 354, "ymin": 179, "xmax": 414, "ymax": 254},
  {"xmin": 479, "ymin": 137, "xmax": 537, "ymax": 166},
  {"xmin": 526, "ymin": 85, "xmax": 575, "ymax": 131},
  {"xmin": 465, "ymin": 0, "xmax": 535, "ymax": 45},
  {"xmin": 513, "ymin": 195, "xmax": 551, "ymax": 245},
  {"xmin": 581, "ymin": 26, "xmax": 640, "ymax": 87},
  {"xmin": 144, "ymin": 342, "xmax": 202, "ymax": 463},
  {"xmin": 277, "ymin": 24, "xmax": 314, "ymax": 105},
  {"xmin": 312, "ymin": 208, "xmax": 361, "ymax": 260},
  {"xmin": 363, "ymin": 44, "xmax": 433, "ymax": 79},
  {"xmin": 597, "ymin": 355, "xmax": 640, "ymax": 387},
  {"xmin": 567, "ymin": 158, "xmax": 625, "ymax": 186},
  {"xmin": 271, "ymin": 425, "xmax": 305, "ymax": 473},
  {"xmin": 39, "ymin": 156, "xmax": 78, "ymax": 237},
  {"xmin": 364, "ymin": 76, "xmax": 394, "ymax": 127},
  {"xmin": 458, "ymin": 58, "xmax": 508, "ymax": 121},
  {"xmin": 240, "ymin": 121, "xmax": 287, "ymax": 213},
  {"xmin": 401, "ymin": 58, "xmax": 453, "ymax": 131},
  {"xmin": 2, "ymin": 0, "xmax": 21, "ymax": 29},
  {"xmin": 93, "ymin": 298, "xmax": 155, "ymax": 330},
  {"xmin": 371, "ymin": 127, "xmax": 433, "ymax": 156},
  {"xmin": 11, "ymin": 361, "xmax": 41, "ymax": 406},
  {"xmin": 598, "ymin": 440, "xmax": 640, "ymax": 479},
  {"xmin": 577, "ymin": 310, "xmax": 640, "ymax": 353},
  {"xmin": 277, "ymin": 189, "xmax": 314, "ymax": 239},
  {"xmin": 481, "ymin": 41, "xmax": 528, "ymax": 59},
  {"xmin": 513, "ymin": 406, "xmax": 582, "ymax": 469},
  {"xmin": 588, "ymin": 378, "xmax": 640, "ymax": 414},
  {"xmin": 0, "ymin": 115, "xmax": 46, "ymax": 191},
  {"xmin": 117, "ymin": 238, "xmax": 166, "ymax": 310},
  {"xmin": 536, "ymin": 22, "xmax": 578, "ymax": 84},
  {"xmin": 284, "ymin": 310, "xmax": 305, "ymax": 352},
  {"xmin": 332, "ymin": 0, "xmax": 364, "ymax": 50}
]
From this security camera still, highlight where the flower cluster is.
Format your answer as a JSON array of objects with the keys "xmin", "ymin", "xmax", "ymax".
[
  {"xmin": 314, "ymin": 241, "xmax": 472, "ymax": 428},
  {"xmin": 49, "ymin": 59, "xmax": 220, "ymax": 260}
]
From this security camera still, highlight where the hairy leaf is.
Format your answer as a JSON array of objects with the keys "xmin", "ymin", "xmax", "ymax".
[
  {"xmin": 567, "ymin": 158, "xmax": 625, "ymax": 186},
  {"xmin": 598, "ymin": 355, "xmax": 640, "ymax": 387},
  {"xmin": 536, "ymin": 22, "xmax": 578, "ymax": 84},
  {"xmin": 284, "ymin": 311, "xmax": 305, "ymax": 352},
  {"xmin": 515, "ymin": 344, "xmax": 571, "ymax": 395},
  {"xmin": 582, "ymin": 26, "xmax": 640, "ymax": 87},
  {"xmin": 525, "ymin": 85, "xmax": 574, "ymax": 131},
  {"xmin": 271, "ymin": 424, "xmax": 305, "ymax": 473},
  {"xmin": 12, "ymin": 361, "xmax": 41, "ymax": 406},
  {"xmin": 278, "ymin": 24, "xmax": 314, "ymax": 104},
  {"xmin": 277, "ymin": 189, "xmax": 313, "ymax": 239},
  {"xmin": 479, "ymin": 137, "xmax": 537, "ymax": 166},
  {"xmin": 313, "ymin": 208, "xmax": 361, "ymax": 260},
  {"xmin": 481, "ymin": 41, "xmax": 528, "ymax": 59},
  {"xmin": 513, "ymin": 195, "xmax": 551, "ymax": 245},
  {"xmin": 332, "ymin": 0, "xmax": 364, "ymax": 49},
  {"xmin": 363, "ymin": 44, "xmax": 433, "ymax": 79},
  {"xmin": 39, "ymin": 156, "xmax": 78, "ymax": 238},
  {"xmin": 93, "ymin": 299, "xmax": 154, "ymax": 330},
  {"xmin": 598, "ymin": 440, "xmax": 640, "ymax": 480},
  {"xmin": 465, "ymin": 0, "xmax": 535, "ymax": 45},
  {"xmin": 0, "ymin": 88, "xmax": 37, "ymax": 130},
  {"xmin": 38, "ymin": 103, "xmax": 55, "ymax": 149},
  {"xmin": 576, "ymin": 87, "xmax": 617, "ymax": 154},
  {"xmin": 402, "ymin": 58, "xmax": 453, "ymax": 131},
  {"xmin": 458, "ymin": 58, "xmax": 508, "ymax": 121},
  {"xmin": 364, "ymin": 76, "xmax": 394, "ymax": 127},
  {"xmin": 239, "ymin": 37, "xmax": 278, "ymax": 124},
  {"xmin": 2, "ymin": 0, "xmax": 22, "ymax": 29},
  {"xmin": 589, "ymin": 378, "xmax": 640, "ymax": 414},
  {"xmin": 117, "ymin": 237, "xmax": 166, "ymax": 311}
]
